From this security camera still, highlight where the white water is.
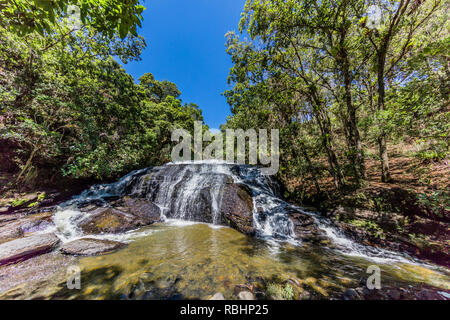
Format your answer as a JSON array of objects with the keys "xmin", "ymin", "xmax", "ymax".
[{"xmin": 49, "ymin": 162, "xmax": 428, "ymax": 266}]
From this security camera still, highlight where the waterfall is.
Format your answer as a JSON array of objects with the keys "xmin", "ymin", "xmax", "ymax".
[{"xmin": 51, "ymin": 161, "xmax": 422, "ymax": 264}]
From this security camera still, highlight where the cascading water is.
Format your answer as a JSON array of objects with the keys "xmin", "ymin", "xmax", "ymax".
[{"xmin": 51, "ymin": 161, "xmax": 422, "ymax": 264}]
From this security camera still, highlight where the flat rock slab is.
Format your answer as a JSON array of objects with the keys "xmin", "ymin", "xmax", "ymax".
[
  {"xmin": 0, "ymin": 212, "xmax": 54, "ymax": 244},
  {"xmin": 60, "ymin": 238, "xmax": 126, "ymax": 256},
  {"xmin": 0, "ymin": 233, "xmax": 60, "ymax": 266}
]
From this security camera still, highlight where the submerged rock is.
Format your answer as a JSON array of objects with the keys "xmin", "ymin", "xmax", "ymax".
[
  {"xmin": 0, "ymin": 233, "xmax": 60, "ymax": 266},
  {"xmin": 344, "ymin": 284, "xmax": 450, "ymax": 300},
  {"xmin": 220, "ymin": 183, "xmax": 255, "ymax": 235},
  {"xmin": 60, "ymin": 238, "xmax": 126, "ymax": 256}
]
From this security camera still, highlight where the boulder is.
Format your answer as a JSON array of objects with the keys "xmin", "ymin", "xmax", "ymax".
[
  {"xmin": 79, "ymin": 207, "xmax": 142, "ymax": 234},
  {"xmin": 79, "ymin": 199, "xmax": 162, "ymax": 235},
  {"xmin": 115, "ymin": 197, "xmax": 161, "ymax": 224},
  {"xmin": 220, "ymin": 183, "xmax": 255, "ymax": 235},
  {"xmin": 0, "ymin": 233, "xmax": 60, "ymax": 266},
  {"xmin": 60, "ymin": 238, "xmax": 126, "ymax": 256}
]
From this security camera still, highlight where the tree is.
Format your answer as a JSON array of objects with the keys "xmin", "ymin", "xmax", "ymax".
[
  {"xmin": 139, "ymin": 73, "xmax": 182, "ymax": 103},
  {"xmin": 362, "ymin": 0, "xmax": 444, "ymax": 182},
  {"xmin": 0, "ymin": 0, "xmax": 145, "ymax": 39}
]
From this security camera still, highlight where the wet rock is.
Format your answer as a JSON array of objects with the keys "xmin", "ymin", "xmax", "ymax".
[
  {"xmin": 288, "ymin": 210, "xmax": 326, "ymax": 242},
  {"xmin": 209, "ymin": 292, "xmax": 225, "ymax": 300},
  {"xmin": 60, "ymin": 238, "xmax": 126, "ymax": 256},
  {"xmin": 297, "ymin": 290, "xmax": 311, "ymax": 300},
  {"xmin": 220, "ymin": 183, "xmax": 255, "ymax": 235},
  {"xmin": 342, "ymin": 288, "xmax": 362, "ymax": 300},
  {"xmin": 115, "ymin": 197, "xmax": 161, "ymax": 224},
  {"xmin": 346, "ymin": 284, "xmax": 450, "ymax": 300},
  {"xmin": 0, "ymin": 224, "xmax": 23, "ymax": 244},
  {"xmin": 0, "ymin": 212, "xmax": 54, "ymax": 243},
  {"xmin": 237, "ymin": 290, "xmax": 255, "ymax": 300},
  {"xmin": 0, "ymin": 251, "xmax": 77, "ymax": 298},
  {"xmin": 0, "ymin": 233, "xmax": 60, "ymax": 266},
  {"xmin": 79, "ymin": 206, "xmax": 157, "ymax": 234}
]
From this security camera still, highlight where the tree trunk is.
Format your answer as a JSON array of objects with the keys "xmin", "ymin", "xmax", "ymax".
[
  {"xmin": 308, "ymin": 88, "xmax": 344, "ymax": 190},
  {"xmin": 318, "ymin": 110, "xmax": 344, "ymax": 190},
  {"xmin": 15, "ymin": 145, "xmax": 38, "ymax": 184},
  {"xmin": 298, "ymin": 140, "xmax": 322, "ymax": 195},
  {"xmin": 342, "ymin": 54, "xmax": 366, "ymax": 182},
  {"xmin": 376, "ymin": 48, "xmax": 391, "ymax": 182}
]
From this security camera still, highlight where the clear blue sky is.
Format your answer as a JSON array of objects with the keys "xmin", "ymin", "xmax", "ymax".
[{"xmin": 122, "ymin": 0, "xmax": 246, "ymax": 129}]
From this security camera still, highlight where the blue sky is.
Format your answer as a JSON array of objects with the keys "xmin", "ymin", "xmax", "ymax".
[{"xmin": 122, "ymin": 0, "xmax": 246, "ymax": 129}]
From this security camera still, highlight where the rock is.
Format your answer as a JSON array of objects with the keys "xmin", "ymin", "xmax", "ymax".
[
  {"xmin": 60, "ymin": 238, "xmax": 126, "ymax": 256},
  {"xmin": 237, "ymin": 290, "xmax": 255, "ymax": 300},
  {"xmin": 233, "ymin": 284, "xmax": 253, "ymax": 295},
  {"xmin": 79, "ymin": 207, "xmax": 146, "ymax": 234},
  {"xmin": 79, "ymin": 198, "xmax": 162, "ymax": 235},
  {"xmin": 0, "ymin": 251, "xmax": 77, "ymax": 298},
  {"xmin": 19, "ymin": 212, "xmax": 54, "ymax": 233},
  {"xmin": 117, "ymin": 197, "xmax": 161, "ymax": 224},
  {"xmin": 298, "ymin": 290, "xmax": 311, "ymax": 300},
  {"xmin": 288, "ymin": 210, "xmax": 325, "ymax": 242},
  {"xmin": 0, "ymin": 233, "xmax": 60, "ymax": 266},
  {"xmin": 220, "ymin": 183, "xmax": 255, "ymax": 235},
  {"xmin": 0, "ymin": 212, "xmax": 54, "ymax": 243},
  {"xmin": 0, "ymin": 224, "xmax": 23, "ymax": 244},
  {"xmin": 209, "ymin": 292, "xmax": 225, "ymax": 300}
]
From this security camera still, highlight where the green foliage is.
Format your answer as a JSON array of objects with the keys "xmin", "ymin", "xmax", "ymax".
[
  {"xmin": 348, "ymin": 219, "xmax": 384, "ymax": 239},
  {"xmin": 416, "ymin": 191, "xmax": 450, "ymax": 218},
  {"xmin": 0, "ymin": 9, "xmax": 204, "ymax": 184},
  {"xmin": 0, "ymin": 0, "xmax": 145, "ymax": 40},
  {"xmin": 266, "ymin": 282, "xmax": 295, "ymax": 300},
  {"xmin": 225, "ymin": 0, "xmax": 449, "ymax": 197}
]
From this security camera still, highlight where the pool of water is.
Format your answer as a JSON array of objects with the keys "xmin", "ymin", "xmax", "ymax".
[{"xmin": 35, "ymin": 222, "xmax": 449, "ymax": 300}]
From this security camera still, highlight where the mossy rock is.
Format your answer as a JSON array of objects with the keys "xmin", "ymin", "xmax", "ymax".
[{"xmin": 80, "ymin": 208, "xmax": 139, "ymax": 234}]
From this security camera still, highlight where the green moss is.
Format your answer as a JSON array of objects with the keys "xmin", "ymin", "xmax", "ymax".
[
  {"xmin": 37, "ymin": 192, "xmax": 46, "ymax": 201},
  {"xmin": 96, "ymin": 215, "xmax": 122, "ymax": 230},
  {"xmin": 27, "ymin": 201, "xmax": 39, "ymax": 208},
  {"xmin": 10, "ymin": 198, "xmax": 27, "ymax": 207}
]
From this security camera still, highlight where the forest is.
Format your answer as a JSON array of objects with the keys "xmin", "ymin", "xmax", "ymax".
[
  {"xmin": 224, "ymin": 0, "xmax": 449, "ymax": 222},
  {"xmin": 0, "ymin": 0, "xmax": 203, "ymax": 185}
]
